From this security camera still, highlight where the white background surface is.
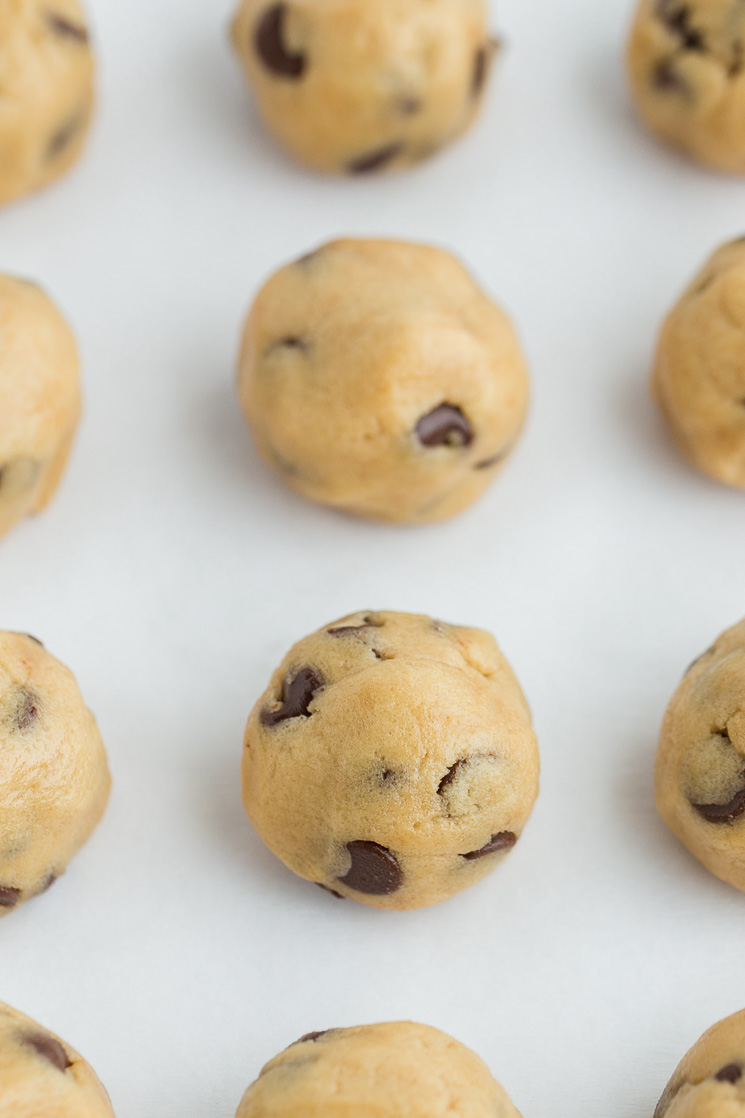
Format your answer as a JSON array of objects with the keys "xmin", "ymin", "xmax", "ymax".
[{"xmin": 2, "ymin": 0, "xmax": 745, "ymax": 1114}]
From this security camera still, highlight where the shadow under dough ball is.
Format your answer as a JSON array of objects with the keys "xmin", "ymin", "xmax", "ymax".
[
  {"xmin": 242, "ymin": 611, "xmax": 539, "ymax": 911},
  {"xmin": 656, "ymin": 617, "xmax": 745, "ymax": 892},
  {"xmin": 0, "ymin": 632, "xmax": 110, "ymax": 917},
  {"xmin": 236, "ymin": 1022, "xmax": 523, "ymax": 1118},
  {"xmin": 237, "ymin": 239, "xmax": 529, "ymax": 525},
  {"xmin": 0, "ymin": 1001, "xmax": 114, "ymax": 1117},
  {"xmin": 0, "ymin": 0, "xmax": 95, "ymax": 205},
  {"xmin": 627, "ymin": 0, "xmax": 745, "ymax": 173},
  {"xmin": 0, "ymin": 275, "xmax": 81, "ymax": 539},
  {"xmin": 654, "ymin": 1009, "xmax": 745, "ymax": 1118},
  {"xmin": 230, "ymin": 0, "xmax": 498, "ymax": 175},
  {"xmin": 652, "ymin": 238, "xmax": 745, "ymax": 488}
]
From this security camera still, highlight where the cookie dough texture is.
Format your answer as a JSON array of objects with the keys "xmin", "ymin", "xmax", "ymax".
[
  {"xmin": 0, "ymin": 632, "xmax": 110, "ymax": 917},
  {"xmin": 237, "ymin": 239, "xmax": 529, "ymax": 525},
  {"xmin": 231, "ymin": 0, "xmax": 496, "ymax": 175},
  {"xmin": 656, "ymin": 617, "xmax": 745, "ymax": 891},
  {"xmin": 0, "ymin": 0, "xmax": 95, "ymax": 206},
  {"xmin": 236, "ymin": 1022, "xmax": 522, "ymax": 1118},
  {"xmin": 0, "ymin": 1002, "xmax": 114, "ymax": 1118},
  {"xmin": 652, "ymin": 239, "xmax": 745, "ymax": 488},
  {"xmin": 655, "ymin": 1009, "xmax": 745, "ymax": 1118},
  {"xmin": 0, "ymin": 275, "xmax": 81, "ymax": 538},
  {"xmin": 242, "ymin": 610, "xmax": 539, "ymax": 911}
]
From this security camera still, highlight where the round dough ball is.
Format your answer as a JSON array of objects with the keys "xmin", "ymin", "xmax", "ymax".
[
  {"xmin": 0, "ymin": 1001, "xmax": 114, "ymax": 1117},
  {"xmin": 655, "ymin": 1009, "xmax": 745, "ymax": 1118},
  {"xmin": 655, "ymin": 616, "xmax": 745, "ymax": 892},
  {"xmin": 0, "ymin": 0, "xmax": 95, "ymax": 206},
  {"xmin": 0, "ymin": 275, "xmax": 81, "ymax": 538},
  {"xmin": 0, "ymin": 631, "xmax": 110, "ymax": 917},
  {"xmin": 237, "ymin": 239, "xmax": 529, "ymax": 525},
  {"xmin": 242, "ymin": 610, "xmax": 539, "ymax": 911},
  {"xmin": 230, "ymin": 0, "xmax": 497, "ymax": 175},
  {"xmin": 236, "ymin": 1021, "xmax": 522, "ymax": 1118}
]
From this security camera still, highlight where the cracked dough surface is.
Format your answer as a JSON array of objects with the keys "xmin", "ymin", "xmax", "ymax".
[
  {"xmin": 242, "ymin": 610, "xmax": 539, "ymax": 911},
  {"xmin": 231, "ymin": 0, "xmax": 495, "ymax": 175},
  {"xmin": 655, "ymin": 1009, "xmax": 745, "ymax": 1118},
  {"xmin": 236, "ymin": 1021, "xmax": 522, "ymax": 1118},
  {"xmin": 237, "ymin": 238, "xmax": 529, "ymax": 525}
]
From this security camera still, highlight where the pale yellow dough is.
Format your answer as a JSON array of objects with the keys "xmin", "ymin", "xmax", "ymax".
[
  {"xmin": 0, "ymin": 0, "xmax": 95, "ymax": 205},
  {"xmin": 237, "ymin": 239, "xmax": 529, "ymax": 525},
  {"xmin": 231, "ymin": 0, "xmax": 496, "ymax": 175},
  {"xmin": 236, "ymin": 1022, "xmax": 522, "ymax": 1118},
  {"xmin": 655, "ymin": 1009, "xmax": 745, "ymax": 1118},
  {"xmin": 0, "ymin": 631, "xmax": 110, "ymax": 917},
  {"xmin": 242, "ymin": 610, "xmax": 539, "ymax": 911}
]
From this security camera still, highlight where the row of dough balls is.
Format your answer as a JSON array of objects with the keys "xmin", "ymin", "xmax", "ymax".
[{"xmin": 5, "ymin": 609, "xmax": 745, "ymax": 920}]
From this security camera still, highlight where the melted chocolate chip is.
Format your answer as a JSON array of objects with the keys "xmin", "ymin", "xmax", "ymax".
[
  {"xmin": 338, "ymin": 841, "xmax": 402, "ymax": 895},
  {"xmin": 261, "ymin": 668, "xmax": 323, "ymax": 727},
  {"xmin": 462, "ymin": 832, "xmax": 517, "ymax": 860},
  {"xmin": 315, "ymin": 882, "xmax": 344, "ymax": 899},
  {"xmin": 46, "ymin": 12, "xmax": 89, "ymax": 42},
  {"xmin": 653, "ymin": 59, "xmax": 689, "ymax": 93},
  {"xmin": 438, "ymin": 760, "xmax": 465, "ymax": 795},
  {"xmin": 24, "ymin": 1033, "xmax": 71, "ymax": 1072},
  {"xmin": 15, "ymin": 689, "xmax": 40, "ymax": 733},
  {"xmin": 254, "ymin": 4, "xmax": 306, "ymax": 78},
  {"xmin": 347, "ymin": 143, "xmax": 404, "ymax": 175},
  {"xmin": 47, "ymin": 112, "xmax": 84, "ymax": 160},
  {"xmin": 416, "ymin": 404, "xmax": 474, "ymax": 448},
  {"xmin": 691, "ymin": 785, "xmax": 745, "ymax": 824},
  {"xmin": 296, "ymin": 1031, "xmax": 328, "ymax": 1044},
  {"xmin": 715, "ymin": 1064, "xmax": 743, "ymax": 1083},
  {"xmin": 0, "ymin": 886, "xmax": 20, "ymax": 908},
  {"xmin": 656, "ymin": 3, "xmax": 706, "ymax": 50}
]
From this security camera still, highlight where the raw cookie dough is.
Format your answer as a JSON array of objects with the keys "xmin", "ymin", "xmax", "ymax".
[
  {"xmin": 236, "ymin": 1022, "xmax": 522, "ymax": 1118},
  {"xmin": 627, "ymin": 0, "xmax": 745, "ymax": 172},
  {"xmin": 652, "ymin": 238, "xmax": 745, "ymax": 488},
  {"xmin": 0, "ymin": 0, "xmax": 95, "ymax": 206},
  {"xmin": 655, "ymin": 1009, "xmax": 745, "ymax": 1118},
  {"xmin": 0, "ymin": 275, "xmax": 81, "ymax": 538},
  {"xmin": 230, "ymin": 0, "xmax": 497, "ymax": 175},
  {"xmin": 656, "ymin": 617, "xmax": 745, "ymax": 891},
  {"xmin": 0, "ymin": 631, "xmax": 110, "ymax": 916},
  {"xmin": 0, "ymin": 1001, "xmax": 114, "ymax": 1118},
  {"xmin": 242, "ymin": 610, "xmax": 539, "ymax": 911},
  {"xmin": 237, "ymin": 239, "xmax": 529, "ymax": 525}
]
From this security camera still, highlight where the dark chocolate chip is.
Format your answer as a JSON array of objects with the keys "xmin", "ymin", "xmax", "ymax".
[
  {"xmin": 315, "ymin": 882, "xmax": 344, "ymax": 899},
  {"xmin": 416, "ymin": 404, "xmax": 474, "ymax": 448},
  {"xmin": 296, "ymin": 1031, "xmax": 328, "ymax": 1044},
  {"xmin": 655, "ymin": 3, "xmax": 706, "ymax": 50},
  {"xmin": 24, "ymin": 1033, "xmax": 71, "ymax": 1072},
  {"xmin": 438, "ymin": 760, "xmax": 465, "ymax": 795},
  {"xmin": 652, "ymin": 59, "xmax": 689, "ymax": 93},
  {"xmin": 254, "ymin": 4, "xmax": 306, "ymax": 78},
  {"xmin": 475, "ymin": 451, "xmax": 506, "ymax": 470},
  {"xmin": 691, "ymin": 785, "xmax": 745, "ymax": 824},
  {"xmin": 462, "ymin": 832, "xmax": 518, "ymax": 860},
  {"xmin": 0, "ymin": 886, "xmax": 20, "ymax": 908},
  {"xmin": 278, "ymin": 336, "xmax": 307, "ymax": 350},
  {"xmin": 338, "ymin": 841, "xmax": 402, "ymax": 895},
  {"xmin": 347, "ymin": 143, "xmax": 404, "ymax": 175},
  {"xmin": 37, "ymin": 872, "xmax": 58, "ymax": 895},
  {"xmin": 47, "ymin": 112, "xmax": 84, "ymax": 160},
  {"xmin": 715, "ymin": 1064, "xmax": 743, "ymax": 1083},
  {"xmin": 46, "ymin": 12, "xmax": 89, "ymax": 42},
  {"xmin": 15, "ymin": 689, "xmax": 40, "ymax": 733},
  {"xmin": 380, "ymin": 769, "xmax": 396, "ymax": 783},
  {"xmin": 261, "ymin": 668, "xmax": 323, "ymax": 727}
]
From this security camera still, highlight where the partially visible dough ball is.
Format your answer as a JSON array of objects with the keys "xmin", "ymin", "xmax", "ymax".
[
  {"xmin": 236, "ymin": 1022, "xmax": 522, "ymax": 1118},
  {"xmin": 0, "ymin": 631, "xmax": 110, "ymax": 917},
  {"xmin": 231, "ymin": 0, "xmax": 496, "ymax": 174},
  {"xmin": 655, "ymin": 1009, "xmax": 745, "ymax": 1118},
  {"xmin": 655, "ymin": 617, "xmax": 745, "ymax": 892},
  {"xmin": 242, "ymin": 610, "xmax": 539, "ymax": 911},
  {"xmin": 0, "ymin": 1001, "xmax": 114, "ymax": 1117},
  {"xmin": 0, "ymin": 275, "xmax": 81, "ymax": 538},
  {"xmin": 0, "ymin": 0, "xmax": 95, "ymax": 205},
  {"xmin": 237, "ymin": 239, "xmax": 529, "ymax": 525}
]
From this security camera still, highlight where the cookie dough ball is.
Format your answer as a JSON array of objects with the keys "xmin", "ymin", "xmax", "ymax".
[
  {"xmin": 230, "ymin": 0, "xmax": 497, "ymax": 175},
  {"xmin": 0, "ymin": 631, "xmax": 110, "ymax": 916},
  {"xmin": 655, "ymin": 1009, "xmax": 745, "ymax": 1118},
  {"xmin": 0, "ymin": 1001, "xmax": 114, "ymax": 1117},
  {"xmin": 236, "ymin": 1022, "xmax": 522, "ymax": 1118},
  {"xmin": 0, "ymin": 1, "xmax": 95, "ymax": 206},
  {"xmin": 242, "ymin": 610, "xmax": 539, "ymax": 911},
  {"xmin": 652, "ymin": 239, "xmax": 745, "ymax": 488},
  {"xmin": 0, "ymin": 276, "xmax": 81, "ymax": 539},
  {"xmin": 237, "ymin": 239, "xmax": 529, "ymax": 525}
]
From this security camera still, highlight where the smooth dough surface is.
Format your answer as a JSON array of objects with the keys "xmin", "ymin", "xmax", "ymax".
[
  {"xmin": 0, "ymin": 275, "xmax": 81, "ymax": 538},
  {"xmin": 242, "ymin": 610, "xmax": 539, "ymax": 911},
  {"xmin": 0, "ymin": 1001, "xmax": 114, "ymax": 1118},
  {"xmin": 231, "ymin": 0, "xmax": 496, "ymax": 175},
  {"xmin": 236, "ymin": 1021, "xmax": 522, "ymax": 1118},
  {"xmin": 0, "ymin": 631, "xmax": 110, "ymax": 917},
  {"xmin": 0, "ymin": 0, "xmax": 94, "ymax": 205},
  {"xmin": 237, "ymin": 239, "xmax": 529, "ymax": 525},
  {"xmin": 655, "ymin": 1009, "xmax": 745, "ymax": 1118},
  {"xmin": 656, "ymin": 616, "xmax": 745, "ymax": 891}
]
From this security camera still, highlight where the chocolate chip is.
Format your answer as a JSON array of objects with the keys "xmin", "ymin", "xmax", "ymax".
[
  {"xmin": 20, "ymin": 634, "xmax": 44, "ymax": 647},
  {"xmin": 380, "ymin": 769, "xmax": 396, "ymax": 783},
  {"xmin": 438, "ymin": 760, "xmax": 465, "ymax": 795},
  {"xmin": 691, "ymin": 785, "xmax": 745, "ymax": 824},
  {"xmin": 338, "ymin": 841, "xmax": 403, "ymax": 895},
  {"xmin": 0, "ymin": 886, "xmax": 20, "ymax": 908},
  {"xmin": 15, "ymin": 689, "xmax": 40, "ymax": 733},
  {"xmin": 473, "ymin": 46, "xmax": 490, "ymax": 97},
  {"xmin": 652, "ymin": 59, "xmax": 689, "ymax": 93},
  {"xmin": 254, "ymin": 4, "xmax": 306, "ymax": 78},
  {"xmin": 47, "ymin": 112, "xmax": 84, "ymax": 160},
  {"xmin": 475, "ymin": 451, "xmax": 505, "ymax": 470},
  {"xmin": 462, "ymin": 832, "xmax": 517, "ymax": 860},
  {"xmin": 24, "ymin": 1033, "xmax": 71, "ymax": 1072},
  {"xmin": 296, "ymin": 1031, "xmax": 328, "ymax": 1044},
  {"xmin": 416, "ymin": 404, "xmax": 474, "ymax": 448},
  {"xmin": 347, "ymin": 143, "xmax": 404, "ymax": 175},
  {"xmin": 398, "ymin": 96, "xmax": 422, "ymax": 115},
  {"xmin": 655, "ymin": 3, "xmax": 706, "ymax": 50},
  {"xmin": 315, "ymin": 882, "xmax": 344, "ymax": 899},
  {"xmin": 715, "ymin": 1064, "xmax": 743, "ymax": 1083},
  {"xmin": 261, "ymin": 668, "xmax": 323, "ymax": 727},
  {"xmin": 37, "ymin": 872, "xmax": 58, "ymax": 895},
  {"xmin": 46, "ymin": 12, "xmax": 89, "ymax": 42}
]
